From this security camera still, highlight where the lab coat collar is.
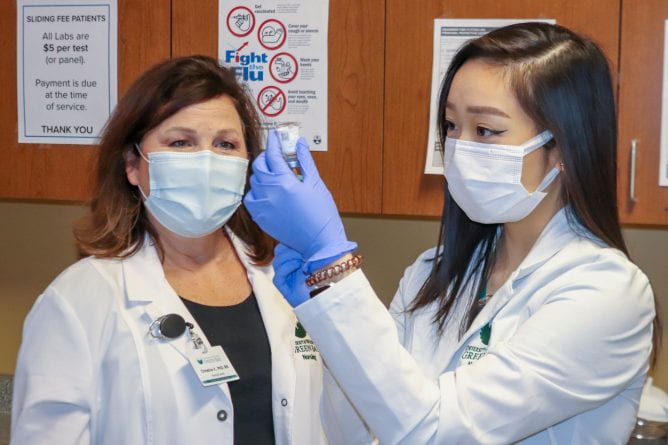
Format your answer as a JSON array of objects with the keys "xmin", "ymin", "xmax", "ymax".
[
  {"xmin": 121, "ymin": 228, "xmax": 297, "ymax": 441},
  {"xmin": 121, "ymin": 235, "xmax": 232, "ymax": 400},
  {"xmin": 452, "ymin": 207, "xmax": 595, "ymax": 359},
  {"xmin": 120, "ymin": 230, "xmax": 261, "ymax": 399},
  {"xmin": 121, "ymin": 229, "xmax": 274, "ymax": 302},
  {"xmin": 122, "ymin": 237, "xmax": 167, "ymax": 303},
  {"xmin": 513, "ymin": 206, "xmax": 593, "ymax": 281}
]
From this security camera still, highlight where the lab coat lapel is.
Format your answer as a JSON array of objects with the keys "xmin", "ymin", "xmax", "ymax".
[
  {"xmin": 121, "ymin": 238, "xmax": 232, "ymax": 399},
  {"xmin": 226, "ymin": 229, "xmax": 296, "ymax": 445},
  {"xmin": 442, "ymin": 207, "xmax": 583, "ymax": 368}
]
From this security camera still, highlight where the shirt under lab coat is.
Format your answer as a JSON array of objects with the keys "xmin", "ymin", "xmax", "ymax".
[
  {"xmin": 12, "ymin": 230, "xmax": 328, "ymax": 445},
  {"xmin": 296, "ymin": 208, "xmax": 655, "ymax": 444}
]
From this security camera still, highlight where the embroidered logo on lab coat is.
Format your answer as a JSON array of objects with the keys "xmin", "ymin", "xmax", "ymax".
[
  {"xmin": 459, "ymin": 322, "xmax": 491, "ymax": 366},
  {"xmin": 294, "ymin": 322, "xmax": 319, "ymax": 361},
  {"xmin": 480, "ymin": 323, "xmax": 491, "ymax": 345},
  {"xmin": 295, "ymin": 322, "xmax": 307, "ymax": 338}
]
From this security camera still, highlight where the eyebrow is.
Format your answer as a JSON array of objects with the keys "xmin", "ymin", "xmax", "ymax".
[
  {"xmin": 164, "ymin": 126, "xmax": 196, "ymax": 134},
  {"xmin": 445, "ymin": 102, "xmax": 511, "ymax": 118},
  {"xmin": 217, "ymin": 128, "xmax": 242, "ymax": 137},
  {"xmin": 164, "ymin": 127, "xmax": 241, "ymax": 137}
]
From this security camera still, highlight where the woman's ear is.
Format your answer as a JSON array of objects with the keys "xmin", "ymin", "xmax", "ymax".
[
  {"xmin": 546, "ymin": 141, "xmax": 562, "ymax": 168},
  {"xmin": 124, "ymin": 150, "xmax": 141, "ymax": 186}
]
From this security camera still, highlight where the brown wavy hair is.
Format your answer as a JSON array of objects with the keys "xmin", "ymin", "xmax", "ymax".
[{"xmin": 74, "ymin": 55, "xmax": 274, "ymax": 264}]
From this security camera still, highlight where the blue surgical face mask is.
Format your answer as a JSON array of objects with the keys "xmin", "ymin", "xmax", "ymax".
[{"xmin": 134, "ymin": 144, "xmax": 249, "ymax": 238}]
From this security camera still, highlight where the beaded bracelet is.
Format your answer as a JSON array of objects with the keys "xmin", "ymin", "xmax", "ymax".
[{"xmin": 305, "ymin": 254, "xmax": 363, "ymax": 287}]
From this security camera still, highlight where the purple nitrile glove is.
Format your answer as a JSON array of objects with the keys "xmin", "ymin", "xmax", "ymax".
[
  {"xmin": 244, "ymin": 129, "xmax": 357, "ymax": 273},
  {"xmin": 272, "ymin": 243, "xmax": 310, "ymax": 307}
]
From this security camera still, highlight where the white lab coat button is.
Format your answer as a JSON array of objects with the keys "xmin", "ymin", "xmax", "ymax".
[
  {"xmin": 217, "ymin": 409, "xmax": 228, "ymax": 421},
  {"xmin": 281, "ymin": 398, "xmax": 288, "ymax": 407}
]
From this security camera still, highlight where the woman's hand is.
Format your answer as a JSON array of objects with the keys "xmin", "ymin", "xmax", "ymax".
[
  {"xmin": 272, "ymin": 243, "xmax": 311, "ymax": 306},
  {"xmin": 244, "ymin": 130, "xmax": 356, "ymax": 272}
]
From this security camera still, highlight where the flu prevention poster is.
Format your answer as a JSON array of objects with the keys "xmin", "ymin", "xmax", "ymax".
[{"xmin": 218, "ymin": 1, "xmax": 329, "ymax": 151}]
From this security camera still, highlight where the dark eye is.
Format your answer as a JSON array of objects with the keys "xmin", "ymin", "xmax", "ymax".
[
  {"xmin": 168, "ymin": 139, "xmax": 191, "ymax": 148},
  {"xmin": 476, "ymin": 126, "xmax": 505, "ymax": 138},
  {"xmin": 444, "ymin": 119, "xmax": 456, "ymax": 134},
  {"xmin": 216, "ymin": 140, "xmax": 237, "ymax": 150}
]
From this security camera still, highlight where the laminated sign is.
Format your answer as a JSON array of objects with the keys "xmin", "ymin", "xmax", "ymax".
[
  {"xmin": 218, "ymin": 1, "xmax": 329, "ymax": 151},
  {"xmin": 17, "ymin": 0, "xmax": 118, "ymax": 144}
]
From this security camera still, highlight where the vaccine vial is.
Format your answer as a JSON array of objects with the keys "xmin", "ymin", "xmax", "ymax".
[{"xmin": 275, "ymin": 122, "xmax": 304, "ymax": 180}]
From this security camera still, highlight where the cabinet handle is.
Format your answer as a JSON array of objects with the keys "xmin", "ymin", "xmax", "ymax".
[{"xmin": 630, "ymin": 139, "xmax": 638, "ymax": 204}]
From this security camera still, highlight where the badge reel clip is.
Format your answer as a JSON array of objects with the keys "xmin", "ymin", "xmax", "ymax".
[
  {"xmin": 148, "ymin": 313, "xmax": 239, "ymax": 386},
  {"xmin": 148, "ymin": 314, "xmax": 205, "ymax": 351}
]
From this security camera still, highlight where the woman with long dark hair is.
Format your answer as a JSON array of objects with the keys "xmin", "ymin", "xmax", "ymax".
[{"xmin": 245, "ymin": 23, "xmax": 658, "ymax": 443}]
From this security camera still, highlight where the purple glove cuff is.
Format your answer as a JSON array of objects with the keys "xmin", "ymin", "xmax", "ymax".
[{"xmin": 305, "ymin": 240, "xmax": 358, "ymax": 273}]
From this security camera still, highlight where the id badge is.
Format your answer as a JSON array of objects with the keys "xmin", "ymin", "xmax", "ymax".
[{"xmin": 187, "ymin": 345, "xmax": 240, "ymax": 386}]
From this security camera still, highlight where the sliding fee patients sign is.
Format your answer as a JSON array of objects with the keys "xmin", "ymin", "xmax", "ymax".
[{"xmin": 17, "ymin": 0, "xmax": 118, "ymax": 144}]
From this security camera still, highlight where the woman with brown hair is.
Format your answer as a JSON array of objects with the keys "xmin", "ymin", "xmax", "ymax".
[{"xmin": 11, "ymin": 56, "xmax": 328, "ymax": 444}]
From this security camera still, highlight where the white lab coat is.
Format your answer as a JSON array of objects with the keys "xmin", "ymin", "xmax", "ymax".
[
  {"xmin": 296, "ymin": 208, "xmax": 655, "ymax": 444},
  {"xmin": 12, "ymin": 230, "xmax": 328, "ymax": 445}
]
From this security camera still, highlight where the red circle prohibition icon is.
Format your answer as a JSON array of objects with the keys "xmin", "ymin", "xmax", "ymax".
[
  {"xmin": 269, "ymin": 52, "xmax": 298, "ymax": 84},
  {"xmin": 257, "ymin": 86, "xmax": 286, "ymax": 117},
  {"xmin": 226, "ymin": 6, "xmax": 255, "ymax": 37},
  {"xmin": 257, "ymin": 18, "xmax": 286, "ymax": 50}
]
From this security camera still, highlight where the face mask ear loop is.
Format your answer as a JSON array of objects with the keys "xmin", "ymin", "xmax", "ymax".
[
  {"xmin": 522, "ymin": 130, "xmax": 554, "ymax": 156},
  {"xmin": 137, "ymin": 184, "xmax": 149, "ymax": 201},
  {"xmin": 134, "ymin": 142, "xmax": 150, "ymax": 163},
  {"xmin": 535, "ymin": 166, "xmax": 561, "ymax": 193},
  {"xmin": 133, "ymin": 142, "xmax": 150, "ymax": 200}
]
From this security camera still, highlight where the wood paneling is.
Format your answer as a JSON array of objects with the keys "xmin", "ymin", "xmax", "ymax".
[
  {"xmin": 7, "ymin": 0, "xmax": 664, "ymax": 226},
  {"xmin": 382, "ymin": 0, "xmax": 621, "ymax": 216},
  {"xmin": 0, "ymin": 0, "xmax": 171, "ymax": 202},
  {"xmin": 617, "ymin": 0, "xmax": 668, "ymax": 225},
  {"xmin": 172, "ymin": 0, "xmax": 384, "ymax": 214},
  {"xmin": 172, "ymin": 0, "xmax": 218, "ymax": 58}
]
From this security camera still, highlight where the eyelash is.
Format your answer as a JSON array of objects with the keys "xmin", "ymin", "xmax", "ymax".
[
  {"xmin": 476, "ymin": 126, "xmax": 506, "ymax": 137},
  {"xmin": 168, "ymin": 140, "xmax": 190, "ymax": 148},
  {"xmin": 168, "ymin": 139, "xmax": 237, "ymax": 149},
  {"xmin": 444, "ymin": 120, "xmax": 506, "ymax": 138}
]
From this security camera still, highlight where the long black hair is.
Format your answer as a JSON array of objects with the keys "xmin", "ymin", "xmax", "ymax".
[{"xmin": 410, "ymin": 22, "xmax": 660, "ymax": 363}]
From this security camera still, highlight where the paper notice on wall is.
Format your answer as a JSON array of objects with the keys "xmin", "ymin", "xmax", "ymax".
[
  {"xmin": 424, "ymin": 18, "xmax": 555, "ymax": 174},
  {"xmin": 218, "ymin": 1, "xmax": 329, "ymax": 151},
  {"xmin": 17, "ymin": 0, "xmax": 117, "ymax": 145},
  {"xmin": 660, "ymin": 20, "xmax": 668, "ymax": 186}
]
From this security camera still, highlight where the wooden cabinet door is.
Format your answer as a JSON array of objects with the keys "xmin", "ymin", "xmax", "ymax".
[
  {"xmin": 382, "ymin": 0, "xmax": 621, "ymax": 216},
  {"xmin": 172, "ymin": 0, "xmax": 384, "ymax": 214},
  {"xmin": 617, "ymin": 0, "xmax": 668, "ymax": 226},
  {"xmin": 0, "ymin": 0, "xmax": 171, "ymax": 202}
]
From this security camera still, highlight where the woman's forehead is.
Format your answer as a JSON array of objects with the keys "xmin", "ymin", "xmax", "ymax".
[
  {"xmin": 162, "ymin": 95, "xmax": 241, "ymax": 126},
  {"xmin": 447, "ymin": 59, "xmax": 533, "ymax": 125},
  {"xmin": 449, "ymin": 60, "xmax": 513, "ymax": 107}
]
